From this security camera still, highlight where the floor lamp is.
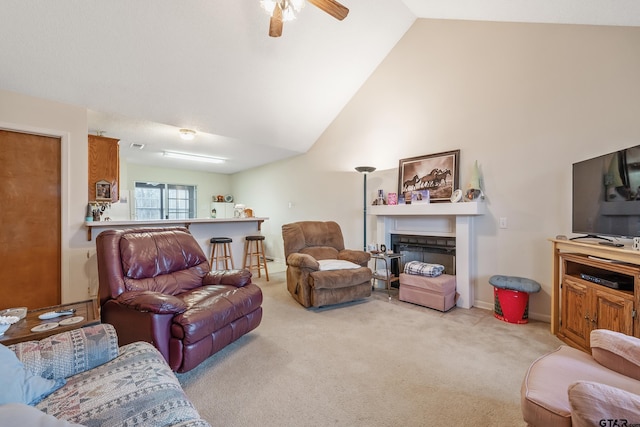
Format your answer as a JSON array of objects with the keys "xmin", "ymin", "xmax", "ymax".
[{"xmin": 355, "ymin": 166, "xmax": 376, "ymax": 251}]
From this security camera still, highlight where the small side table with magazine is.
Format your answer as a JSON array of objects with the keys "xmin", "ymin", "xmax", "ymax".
[
  {"xmin": 0, "ymin": 299, "xmax": 100, "ymax": 345},
  {"xmin": 370, "ymin": 252, "xmax": 403, "ymax": 300}
]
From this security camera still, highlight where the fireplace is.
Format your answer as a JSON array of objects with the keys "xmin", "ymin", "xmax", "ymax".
[
  {"xmin": 369, "ymin": 202, "xmax": 485, "ymax": 308},
  {"xmin": 391, "ymin": 234, "xmax": 456, "ymax": 277}
]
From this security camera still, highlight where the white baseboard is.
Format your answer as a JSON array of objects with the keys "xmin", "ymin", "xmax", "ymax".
[{"xmin": 474, "ymin": 300, "xmax": 551, "ymax": 323}]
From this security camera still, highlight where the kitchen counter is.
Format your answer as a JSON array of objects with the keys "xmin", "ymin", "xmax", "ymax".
[
  {"xmin": 84, "ymin": 217, "xmax": 267, "ymax": 241},
  {"xmin": 84, "ymin": 217, "xmax": 269, "ymax": 268}
]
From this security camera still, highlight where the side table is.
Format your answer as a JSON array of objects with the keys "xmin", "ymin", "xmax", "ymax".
[
  {"xmin": 0, "ymin": 299, "xmax": 100, "ymax": 345},
  {"xmin": 370, "ymin": 252, "xmax": 403, "ymax": 300}
]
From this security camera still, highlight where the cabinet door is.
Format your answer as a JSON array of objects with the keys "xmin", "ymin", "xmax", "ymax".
[
  {"xmin": 561, "ymin": 277, "xmax": 590, "ymax": 349},
  {"xmin": 88, "ymin": 135, "xmax": 119, "ymax": 202},
  {"xmin": 593, "ymin": 289, "xmax": 634, "ymax": 336}
]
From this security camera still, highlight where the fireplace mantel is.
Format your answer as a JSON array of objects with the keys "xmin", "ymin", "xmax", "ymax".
[
  {"xmin": 369, "ymin": 202, "xmax": 485, "ymax": 309},
  {"xmin": 369, "ymin": 202, "xmax": 485, "ymax": 217}
]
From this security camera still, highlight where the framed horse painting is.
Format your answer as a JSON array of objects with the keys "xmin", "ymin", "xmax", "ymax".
[{"xmin": 398, "ymin": 150, "xmax": 460, "ymax": 203}]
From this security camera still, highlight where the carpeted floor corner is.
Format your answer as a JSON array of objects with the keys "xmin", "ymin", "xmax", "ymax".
[{"xmin": 177, "ymin": 271, "xmax": 562, "ymax": 426}]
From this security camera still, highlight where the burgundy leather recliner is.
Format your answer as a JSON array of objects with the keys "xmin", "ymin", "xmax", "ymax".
[{"xmin": 95, "ymin": 227, "xmax": 263, "ymax": 373}]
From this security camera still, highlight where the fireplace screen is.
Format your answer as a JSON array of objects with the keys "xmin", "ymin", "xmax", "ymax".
[{"xmin": 391, "ymin": 234, "xmax": 456, "ymax": 276}]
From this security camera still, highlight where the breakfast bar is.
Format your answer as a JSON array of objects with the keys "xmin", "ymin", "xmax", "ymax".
[{"xmin": 85, "ymin": 217, "xmax": 268, "ymax": 269}]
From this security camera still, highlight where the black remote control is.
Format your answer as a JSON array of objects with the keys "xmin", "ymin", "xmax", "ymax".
[{"xmin": 598, "ymin": 241, "xmax": 624, "ymax": 247}]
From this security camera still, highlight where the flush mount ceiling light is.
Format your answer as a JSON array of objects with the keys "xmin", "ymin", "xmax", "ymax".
[
  {"xmin": 179, "ymin": 129, "xmax": 196, "ymax": 140},
  {"xmin": 163, "ymin": 151, "xmax": 225, "ymax": 164}
]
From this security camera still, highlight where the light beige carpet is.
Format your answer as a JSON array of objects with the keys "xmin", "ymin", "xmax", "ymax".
[{"xmin": 177, "ymin": 271, "xmax": 562, "ymax": 426}]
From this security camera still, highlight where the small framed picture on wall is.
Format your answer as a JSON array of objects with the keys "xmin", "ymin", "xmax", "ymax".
[{"xmin": 95, "ymin": 180, "xmax": 112, "ymax": 201}]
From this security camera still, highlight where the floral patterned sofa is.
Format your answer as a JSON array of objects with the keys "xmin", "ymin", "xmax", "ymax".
[{"xmin": 0, "ymin": 323, "xmax": 209, "ymax": 427}]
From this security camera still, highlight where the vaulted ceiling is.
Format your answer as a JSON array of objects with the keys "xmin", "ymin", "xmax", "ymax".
[{"xmin": 1, "ymin": 0, "xmax": 638, "ymax": 173}]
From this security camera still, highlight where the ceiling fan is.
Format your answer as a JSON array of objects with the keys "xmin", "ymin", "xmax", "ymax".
[{"xmin": 261, "ymin": 0, "xmax": 349, "ymax": 37}]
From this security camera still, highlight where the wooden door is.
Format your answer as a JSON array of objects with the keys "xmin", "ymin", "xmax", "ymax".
[{"xmin": 0, "ymin": 130, "xmax": 61, "ymax": 309}]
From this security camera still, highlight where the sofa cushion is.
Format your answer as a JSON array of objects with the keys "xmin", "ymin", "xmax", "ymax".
[
  {"xmin": 0, "ymin": 403, "xmax": 85, "ymax": 426},
  {"xmin": 568, "ymin": 381, "xmax": 640, "ymax": 427},
  {"xmin": 0, "ymin": 344, "xmax": 65, "ymax": 406},
  {"xmin": 591, "ymin": 329, "xmax": 640, "ymax": 381},
  {"xmin": 9, "ymin": 324, "xmax": 119, "ymax": 380},
  {"xmin": 119, "ymin": 228, "xmax": 210, "ymax": 295},
  {"xmin": 36, "ymin": 341, "xmax": 209, "ymax": 427}
]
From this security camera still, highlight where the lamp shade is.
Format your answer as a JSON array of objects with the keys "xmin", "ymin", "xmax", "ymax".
[{"xmin": 355, "ymin": 166, "xmax": 376, "ymax": 174}]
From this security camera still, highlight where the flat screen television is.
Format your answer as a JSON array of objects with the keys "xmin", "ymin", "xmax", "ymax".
[{"xmin": 572, "ymin": 144, "xmax": 640, "ymax": 240}]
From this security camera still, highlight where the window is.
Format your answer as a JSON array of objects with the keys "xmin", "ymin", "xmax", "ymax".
[{"xmin": 134, "ymin": 182, "xmax": 197, "ymax": 220}]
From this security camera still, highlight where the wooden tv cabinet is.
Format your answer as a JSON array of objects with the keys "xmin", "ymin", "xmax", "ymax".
[{"xmin": 551, "ymin": 239, "xmax": 640, "ymax": 352}]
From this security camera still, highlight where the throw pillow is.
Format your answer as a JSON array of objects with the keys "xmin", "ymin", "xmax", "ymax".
[
  {"xmin": 10, "ymin": 324, "xmax": 119, "ymax": 380},
  {"xmin": 568, "ymin": 381, "xmax": 640, "ymax": 427},
  {"xmin": 318, "ymin": 259, "xmax": 361, "ymax": 270},
  {"xmin": 590, "ymin": 329, "xmax": 640, "ymax": 381},
  {"xmin": 0, "ymin": 344, "xmax": 65, "ymax": 405},
  {"xmin": 0, "ymin": 403, "xmax": 85, "ymax": 426}
]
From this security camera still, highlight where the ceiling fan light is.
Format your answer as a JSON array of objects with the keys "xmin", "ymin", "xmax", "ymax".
[
  {"xmin": 260, "ymin": 0, "xmax": 304, "ymax": 22},
  {"xmin": 289, "ymin": 0, "xmax": 305, "ymax": 12},
  {"xmin": 260, "ymin": 0, "xmax": 276, "ymax": 14},
  {"xmin": 282, "ymin": 7, "xmax": 296, "ymax": 21}
]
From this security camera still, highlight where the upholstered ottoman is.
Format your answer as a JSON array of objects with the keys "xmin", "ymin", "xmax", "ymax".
[{"xmin": 399, "ymin": 273, "xmax": 457, "ymax": 312}]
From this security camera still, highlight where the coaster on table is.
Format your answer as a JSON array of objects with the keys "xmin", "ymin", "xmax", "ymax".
[
  {"xmin": 31, "ymin": 322, "xmax": 59, "ymax": 332},
  {"xmin": 59, "ymin": 316, "xmax": 84, "ymax": 326}
]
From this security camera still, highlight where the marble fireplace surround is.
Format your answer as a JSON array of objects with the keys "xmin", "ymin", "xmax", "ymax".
[{"xmin": 369, "ymin": 202, "xmax": 486, "ymax": 309}]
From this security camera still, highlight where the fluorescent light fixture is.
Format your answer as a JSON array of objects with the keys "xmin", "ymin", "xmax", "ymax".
[
  {"xmin": 179, "ymin": 128, "xmax": 196, "ymax": 140},
  {"xmin": 163, "ymin": 151, "xmax": 225, "ymax": 164}
]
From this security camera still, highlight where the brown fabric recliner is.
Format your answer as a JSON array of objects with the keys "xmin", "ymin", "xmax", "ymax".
[
  {"xmin": 96, "ymin": 227, "xmax": 262, "ymax": 373},
  {"xmin": 282, "ymin": 221, "xmax": 372, "ymax": 308}
]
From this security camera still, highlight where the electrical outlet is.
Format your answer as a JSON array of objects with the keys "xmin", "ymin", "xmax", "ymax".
[{"xmin": 499, "ymin": 217, "xmax": 508, "ymax": 229}]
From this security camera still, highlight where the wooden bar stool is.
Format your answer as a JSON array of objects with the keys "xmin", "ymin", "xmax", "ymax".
[
  {"xmin": 243, "ymin": 235, "xmax": 269, "ymax": 281},
  {"xmin": 209, "ymin": 237, "xmax": 234, "ymax": 270}
]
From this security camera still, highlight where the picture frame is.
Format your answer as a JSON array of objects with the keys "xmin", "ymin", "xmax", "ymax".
[
  {"xmin": 398, "ymin": 150, "xmax": 460, "ymax": 203},
  {"xmin": 95, "ymin": 180, "xmax": 112, "ymax": 201}
]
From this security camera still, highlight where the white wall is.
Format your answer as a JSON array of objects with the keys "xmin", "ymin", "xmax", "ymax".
[{"xmin": 232, "ymin": 19, "xmax": 640, "ymax": 321}]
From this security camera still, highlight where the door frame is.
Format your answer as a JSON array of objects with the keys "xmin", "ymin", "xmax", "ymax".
[{"xmin": 0, "ymin": 121, "xmax": 71, "ymax": 301}]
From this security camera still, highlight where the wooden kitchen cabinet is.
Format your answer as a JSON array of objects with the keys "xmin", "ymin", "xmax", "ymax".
[
  {"xmin": 88, "ymin": 134, "xmax": 119, "ymax": 202},
  {"xmin": 553, "ymin": 247, "xmax": 637, "ymax": 352}
]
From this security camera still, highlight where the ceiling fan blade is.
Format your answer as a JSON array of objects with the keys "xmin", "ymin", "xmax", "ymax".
[
  {"xmin": 307, "ymin": 0, "xmax": 349, "ymax": 21},
  {"xmin": 269, "ymin": 2, "xmax": 283, "ymax": 37}
]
